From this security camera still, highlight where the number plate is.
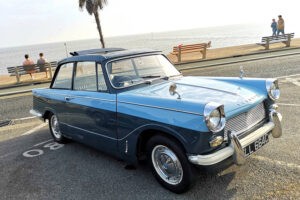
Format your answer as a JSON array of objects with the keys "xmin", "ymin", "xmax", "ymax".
[{"xmin": 243, "ymin": 134, "xmax": 269, "ymax": 157}]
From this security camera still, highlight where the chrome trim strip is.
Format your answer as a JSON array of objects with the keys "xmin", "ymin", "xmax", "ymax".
[
  {"xmin": 34, "ymin": 91, "xmax": 116, "ymax": 103},
  {"xmin": 60, "ymin": 122, "xmax": 118, "ymax": 140},
  {"xmin": 118, "ymin": 100, "xmax": 203, "ymax": 116},
  {"xmin": 60, "ymin": 122, "xmax": 172, "ymax": 141},
  {"xmin": 67, "ymin": 95, "xmax": 116, "ymax": 102}
]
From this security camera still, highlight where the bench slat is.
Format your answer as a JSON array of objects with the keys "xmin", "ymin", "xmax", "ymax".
[
  {"xmin": 171, "ymin": 42, "xmax": 210, "ymax": 62},
  {"xmin": 6, "ymin": 61, "xmax": 57, "ymax": 82},
  {"xmin": 258, "ymin": 33, "xmax": 294, "ymax": 50}
]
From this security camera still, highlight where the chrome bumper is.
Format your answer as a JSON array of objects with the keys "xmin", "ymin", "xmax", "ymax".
[
  {"xmin": 30, "ymin": 109, "xmax": 43, "ymax": 118},
  {"xmin": 188, "ymin": 111, "xmax": 282, "ymax": 166}
]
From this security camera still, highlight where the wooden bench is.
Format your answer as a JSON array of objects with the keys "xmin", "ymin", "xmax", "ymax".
[
  {"xmin": 171, "ymin": 42, "xmax": 211, "ymax": 63},
  {"xmin": 7, "ymin": 61, "xmax": 57, "ymax": 83},
  {"xmin": 257, "ymin": 33, "xmax": 294, "ymax": 50}
]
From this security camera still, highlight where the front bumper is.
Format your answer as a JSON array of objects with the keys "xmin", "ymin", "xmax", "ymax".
[{"xmin": 188, "ymin": 111, "xmax": 282, "ymax": 166}]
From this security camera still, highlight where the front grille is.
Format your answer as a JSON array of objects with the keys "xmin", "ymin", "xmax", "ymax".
[{"xmin": 224, "ymin": 102, "xmax": 266, "ymax": 140}]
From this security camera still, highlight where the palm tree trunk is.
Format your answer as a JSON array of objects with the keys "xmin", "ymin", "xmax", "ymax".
[{"xmin": 94, "ymin": 11, "xmax": 105, "ymax": 48}]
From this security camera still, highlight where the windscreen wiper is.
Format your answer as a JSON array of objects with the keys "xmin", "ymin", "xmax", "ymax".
[
  {"xmin": 141, "ymin": 75, "xmax": 161, "ymax": 79},
  {"xmin": 162, "ymin": 74, "xmax": 183, "ymax": 80}
]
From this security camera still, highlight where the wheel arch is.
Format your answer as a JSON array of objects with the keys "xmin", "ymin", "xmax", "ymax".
[
  {"xmin": 136, "ymin": 127, "xmax": 188, "ymax": 161},
  {"xmin": 42, "ymin": 108, "xmax": 57, "ymax": 121}
]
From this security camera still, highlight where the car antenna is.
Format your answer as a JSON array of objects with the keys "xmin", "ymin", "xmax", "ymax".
[{"xmin": 240, "ymin": 66, "xmax": 245, "ymax": 79}]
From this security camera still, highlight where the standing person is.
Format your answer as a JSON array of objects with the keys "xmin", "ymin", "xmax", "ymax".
[
  {"xmin": 277, "ymin": 15, "xmax": 285, "ymax": 35},
  {"xmin": 23, "ymin": 54, "xmax": 35, "ymax": 79},
  {"xmin": 37, "ymin": 52, "xmax": 49, "ymax": 78},
  {"xmin": 271, "ymin": 18, "xmax": 277, "ymax": 36}
]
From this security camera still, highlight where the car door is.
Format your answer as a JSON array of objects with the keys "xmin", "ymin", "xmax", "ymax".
[
  {"xmin": 50, "ymin": 62, "xmax": 74, "ymax": 134},
  {"xmin": 66, "ymin": 61, "xmax": 118, "ymax": 155}
]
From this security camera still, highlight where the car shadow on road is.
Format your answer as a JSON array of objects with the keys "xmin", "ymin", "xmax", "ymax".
[{"xmin": 0, "ymin": 130, "xmax": 238, "ymax": 199}]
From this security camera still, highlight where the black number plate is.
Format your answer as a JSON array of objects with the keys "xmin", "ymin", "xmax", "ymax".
[{"xmin": 243, "ymin": 134, "xmax": 269, "ymax": 157}]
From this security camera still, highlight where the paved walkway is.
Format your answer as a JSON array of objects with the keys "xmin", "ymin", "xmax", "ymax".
[{"xmin": 176, "ymin": 47, "xmax": 300, "ymax": 71}]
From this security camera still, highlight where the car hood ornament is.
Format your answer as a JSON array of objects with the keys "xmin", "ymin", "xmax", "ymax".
[{"xmin": 169, "ymin": 83, "xmax": 181, "ymax": 99}]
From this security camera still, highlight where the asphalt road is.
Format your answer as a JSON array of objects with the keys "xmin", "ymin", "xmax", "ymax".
[
  {"xmin": 0, "ymin": 54, "xmax": 300, "ymax": 199},
  {"xmin": 0, "ymin": 93, "xmax": 33, "ymax": 121}
]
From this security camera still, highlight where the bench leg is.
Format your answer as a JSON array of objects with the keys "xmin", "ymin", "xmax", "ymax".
[
  {"xmin": 178, "ymin": 50, "xmax": 182, "ymax": 63},
  {"xmin": 49, "ymin": 67, "xmax": 53, "ymax": 78},
  {"xmin": 15, "ymin": 67, "xmax": 20, "ymax": 83},
  {"xmin": 265, "ymin": 38, "xmax": 270, "ymax": 50},
  {"xmin": 202, "ymin": 48, "xmax": 207, "ymax": 59},
  {"xmin": 286, "ymin": 35, "xmax": 291, "ymax": 47},
  {"xmin": 16, "ymin": 75, "xmax": 20, "ymax": 83}
]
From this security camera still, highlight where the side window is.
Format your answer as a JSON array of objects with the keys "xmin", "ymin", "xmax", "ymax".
[
  {"xmin": 74, "ymin": 62, "xmax": 97, "ymax": 91},
  {"xmin": 97, "ymin": 64, "xmax": 107, "ymax": 91},
  {"xmin": 110, "ymin": 59, "xmax": 136, "ymax": 76},
  {"xmin": 107, "ymin": 59, "xmax": 138, "ymax": 88},
  {"xmin": 52, "ymin": 63, "xmax": 74, "ymax": 89}
]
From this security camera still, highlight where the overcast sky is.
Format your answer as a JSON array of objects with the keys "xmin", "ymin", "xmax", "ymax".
[{"xmin": 0, "ymin": 0, "xmax": 298, "ymax": 48}]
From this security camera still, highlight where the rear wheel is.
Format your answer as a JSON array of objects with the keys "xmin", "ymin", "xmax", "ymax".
[
  {"xmin": 146, "ymin": 135, "xmax": 195, "ymax": 193},
  {"xmin": 49, "ymin": 113, "xmax": 67, "ymax": 143}
]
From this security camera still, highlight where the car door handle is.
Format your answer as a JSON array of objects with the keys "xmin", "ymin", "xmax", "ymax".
[{"xmin": 65, "ymin": 97, "xmax": 72, "ymax": 101}]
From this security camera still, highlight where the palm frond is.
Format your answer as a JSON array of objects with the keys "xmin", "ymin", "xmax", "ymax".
[{"xmin": 79, "ymin": 0, "xmax": 85, "ymax": 9}]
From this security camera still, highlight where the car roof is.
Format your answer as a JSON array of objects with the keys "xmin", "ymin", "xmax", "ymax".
[{"xmin": 58, "ymin": 48, "xmax": 161, "ymax": 64}]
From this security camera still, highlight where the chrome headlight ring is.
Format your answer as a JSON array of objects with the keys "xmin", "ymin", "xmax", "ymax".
[
  {"xmin": 204, "ymin": 102, "xmax": 226, "ymax": 133},
  {"xmin": 266, "ymin": 79, "xmax": 280, "ymax": 101}
]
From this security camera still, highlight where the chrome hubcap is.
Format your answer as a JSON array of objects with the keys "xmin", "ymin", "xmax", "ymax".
[
  {"xmin": 151, "ymin": 145, "xmax": 183, "ymax": 185},
  {"xmin": 51, "ymin": 115, "xmax": 61, "ymax": 139}
]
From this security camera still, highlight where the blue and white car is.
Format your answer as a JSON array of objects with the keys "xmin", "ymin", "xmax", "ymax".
[{"xmin": 31, "ymin": 48, "xmax": 282, "ymax": 193}]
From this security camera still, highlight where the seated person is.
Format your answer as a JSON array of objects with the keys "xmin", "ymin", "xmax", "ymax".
[
  {"xmin": 37, "ymin": 53, "xmax": 49, "ymax": 78},
  {"xmin": 23, "ymin": 54, "xmax": 35, "ymax": 79}
]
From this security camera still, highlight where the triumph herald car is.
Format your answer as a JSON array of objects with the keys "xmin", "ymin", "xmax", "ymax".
[{"xmin": 30, "ymin": 48, "xmax": 282, "ymax": 193}]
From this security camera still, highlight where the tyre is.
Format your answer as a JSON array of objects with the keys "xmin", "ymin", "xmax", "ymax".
[
  {"xmin": 49, "ymin": 113, "xmax": 67, "ymax": 143},
  {"xmin": 146, "ymin": 135, "xmax": 195, "ymax": 193}
]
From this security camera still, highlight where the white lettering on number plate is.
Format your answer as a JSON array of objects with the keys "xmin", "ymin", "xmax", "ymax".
[{"xmin": 244, "ymin": 134, "xmax": 269, "ymax": 157}]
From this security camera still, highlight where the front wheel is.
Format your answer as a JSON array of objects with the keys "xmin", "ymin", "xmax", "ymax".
[
  {"xmin": 146, "ymin": 135, "xmax": 195, "ymax": 193},
  {"xmin": 49, "ymin": 113, "xmax": 67, "ymax": 143}
]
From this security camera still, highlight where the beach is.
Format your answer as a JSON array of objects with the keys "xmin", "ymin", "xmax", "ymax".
[{"xmin": 1, "ymin": 37, "xmax": 300, "ymax": 88}]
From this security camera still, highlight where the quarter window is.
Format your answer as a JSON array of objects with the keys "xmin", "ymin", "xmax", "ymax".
[
  {"xmin": 97, "ymin": 64, "xmax": 107, "ymax": 91},
  {"xmin": 74, "ymin": 62, "xmax": 97, "ymax": 91},
  {"xmin": 52, "ymin": 63, "xmax": 74, "ymax": 89}
]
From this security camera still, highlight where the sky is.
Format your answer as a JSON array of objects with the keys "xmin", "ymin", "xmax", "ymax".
[{"xmin": 0, "ymin": 0, "xmax": 299, "ymax": 48}]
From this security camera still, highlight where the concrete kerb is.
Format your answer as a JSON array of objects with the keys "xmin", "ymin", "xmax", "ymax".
[
  {"xmin": 0, "ymin": 116, "xmax": 40, "ymax": 128},
  {"xmin": 11, "ymin": 116, "xmax": 40, "ymax": 125},
  {"xmin": 0, "ymin": 79, "xmax": 51, "ymax": 90},
  {"xmin": 0, "ymin": 89, "xmax": 33, "ymax": 97}
]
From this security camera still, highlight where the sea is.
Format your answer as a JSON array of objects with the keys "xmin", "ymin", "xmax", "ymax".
[{"xmin": 0, "ymin": 23, "xmax": 289, "ymax": 75}]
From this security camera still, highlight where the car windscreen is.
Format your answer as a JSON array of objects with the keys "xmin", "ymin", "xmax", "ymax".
[{"xmin": 106, "ymin": 55, "xmax": 180, "ymax": 88}]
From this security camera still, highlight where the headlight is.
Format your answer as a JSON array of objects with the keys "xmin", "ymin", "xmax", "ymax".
[
  {"xmin": 266, "ymin": 79, "xmax": 280, "ymax": 100},
  {"xmin": 204, "ymin": 102, "xmax": 226, "ymax": 133}
]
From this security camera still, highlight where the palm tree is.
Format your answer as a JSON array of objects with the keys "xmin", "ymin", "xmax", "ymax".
[{"xmin": 79, "ymin": 0, "xmax": 107, "ymax": 48}]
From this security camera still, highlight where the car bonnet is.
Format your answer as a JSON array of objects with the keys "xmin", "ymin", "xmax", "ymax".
[{"xmin": 117, "ymin": 76, "xmax": 266, "ymax": 117}]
